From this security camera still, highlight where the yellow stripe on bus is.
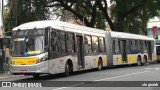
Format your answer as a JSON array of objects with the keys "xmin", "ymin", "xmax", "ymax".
[
  {"xmin": 11, "ymin": 58, "xmax": 38, "ymax": 65},
  {"xmin": 128, "ymin": 56, "xmax": 137, "ymax": 63},
  {"xmin": 95, "ymin": 57, "xmax": 107, "ymax": 65},
  {"xmin": 102, "ymin": 57, "xmax": 107, "ymax": 65}
]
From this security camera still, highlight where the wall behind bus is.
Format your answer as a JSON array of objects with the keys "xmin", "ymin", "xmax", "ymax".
[{"xmin": 147, "ymin": 21, "xmax": 160, "ymax": 39}]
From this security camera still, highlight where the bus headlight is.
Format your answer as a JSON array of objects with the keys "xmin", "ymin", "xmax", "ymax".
[{"xmin": 37, "ymin": 57, "xmax": 47, "ymax": 63}]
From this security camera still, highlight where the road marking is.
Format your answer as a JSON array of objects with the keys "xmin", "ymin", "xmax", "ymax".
[
  {"xmin": 52, "ymin": 70, "xmax": 150, "ymax": 90},
  {"xmin": 0, "ymin": 75, "xmax": 25, "ymax": 80},
  {"xmin": 52, "ymin": 83, "xmax": 85, "ymax": 90},
  {"xmin": 155, "ymin": 68, "xmax": 160, "ymax": 70},
  {"xmin": 144, "ymin": 68, "xmax": 160, "ymax": 70},
  {"xmin": 94, "ymin": 70, "xmax": 150, "ymax": 81},
  {"xmin": 145, "ymin": 68, "xmax": 151, "ymax": 70}
]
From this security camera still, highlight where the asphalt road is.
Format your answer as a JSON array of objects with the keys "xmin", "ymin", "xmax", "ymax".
[{"xmin": 1, "ymin": 63, "xmax": 160, "ymax": 90}]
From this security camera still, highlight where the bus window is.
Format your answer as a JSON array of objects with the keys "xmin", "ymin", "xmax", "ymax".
[
  {"xmin": 135, "ymin": 40, "xmax": 138, "ymax": 46},
  {"xmin": 114, "ymin": 39, "xmax": 121, "ymax": 54},
  {"xmin": 50, "ymin": 30, "xmax": 61, "ymax": 59},
  {"xmin": 66, "ymin": 33, "xmax": 75, "ymax": 54},
  {"xmin": 156, "ymin": 45, "xmax": 160, "ymax": 55},
  {"xmin": 60, "ymin": 32, "xmax": 67, "ymax": 55},
  {"xmin": 130, "ymin": 40, "xmax": 132, "ymax": 46},
  {"xmin": 139, "ymin": 40, "xmax": 143, "ymax": 50},
  {"xmin": 132, "ymin": 40, "xmax": 135, "ymax": 46},
  {"xmin": 92, "ymin": 36, "xmax": 98, "ymax": 53},
  {"xmin": 51, "ymin": 31, "xmax": 60, "ymax": 52},
  {"xmin": 139, "ymin": 40, "xmax": 143, "ymax": 46},
  {"xmin": 72, "ymin": 34, "xmax": 76, "ymax": 53},
  {"xmin": 99, "ymin": 37, "xmax": 105, "ymax": 53},
  {"xmin": 84, "ymin": 35, "xmax": 92, "ymax": 54},
  {"xmin": 112, "ymin": 39, "xmax": 115, "ymax": 53}
]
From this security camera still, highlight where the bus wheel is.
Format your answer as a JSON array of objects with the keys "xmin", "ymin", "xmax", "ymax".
[
  {"xmin": 64, "ymin": 62, "xmax": 70, "ymax": 77},
  {"xmin": 33, "ymin": 74, "xmax": 40, "ymax": 79},
  {"xmin": 97, "ymin": 59, "xmax": 103, "ymax": 71},
  {"xmin": 137, "ymin": 56, "xmax": 142, "ymax": 66}
]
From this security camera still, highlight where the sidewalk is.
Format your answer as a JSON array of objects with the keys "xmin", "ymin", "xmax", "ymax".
[{"xmin": 0, "ymin": 71, "xmax": 24, "ymax": 80}]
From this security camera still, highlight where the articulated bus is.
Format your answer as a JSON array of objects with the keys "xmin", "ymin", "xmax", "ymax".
[{"xmin": 9, "ymin": 20, "xmax": 157, "ymax": 78}]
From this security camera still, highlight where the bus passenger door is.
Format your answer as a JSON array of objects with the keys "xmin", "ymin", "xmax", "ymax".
[
  {"xmin": 121, "ymin": 40, "xmax": 127, "ymax": 63},
  {"xmin": 76, "ymin": 35, "xmax": 84, "ymax": 68}
]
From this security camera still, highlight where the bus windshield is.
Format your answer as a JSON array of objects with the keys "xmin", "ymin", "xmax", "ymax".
[
  {"xmin": 156, "ymin": 45, "xmax": 160, "ymax": 55},
  {"xmin": 11, "ymin": 29, "xmax": 47, "ymax": 57}
]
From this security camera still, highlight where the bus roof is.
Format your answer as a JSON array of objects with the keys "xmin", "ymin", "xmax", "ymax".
[
  {"xmin": 111, "ymin": 31, "xmax": 154, "ymax": 41},
  {"xmin": 12, "ymin": 20, "xmax": 106, "ymax": 36},
  {"xmin": 13, "ymin": 20, "xmax": 155, "ymax": 41}
]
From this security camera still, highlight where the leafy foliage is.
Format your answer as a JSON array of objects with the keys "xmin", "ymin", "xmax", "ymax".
[
  {"xmin": 3, "ymin": 0, "xmax": 160, "ymax": 34},
  {"xmin": 111, "ymin": 0, "xmax": 160, "ymax": 34},
  {"xmin": 4, "ymin": 0, "xmax": 48, "ymax": 33}
]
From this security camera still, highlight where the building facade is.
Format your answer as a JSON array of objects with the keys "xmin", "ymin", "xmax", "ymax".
[{"xmin": 147, "ymin": 21, "xmax": 160, "ymax": 39}]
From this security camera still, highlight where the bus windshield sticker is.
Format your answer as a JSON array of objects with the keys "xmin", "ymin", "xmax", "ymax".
[
  {"xmin": 28, "ymin": 50, "xmax": 41, "ymax": 55},
  {"xmin": 14, "ymin": 38, "xmax": 25, "ymax": 41}
]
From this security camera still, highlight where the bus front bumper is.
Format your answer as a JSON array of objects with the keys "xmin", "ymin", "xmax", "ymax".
[{"xmin": 9, "ymin": 61, "xmax": 49, "ymax": 75}]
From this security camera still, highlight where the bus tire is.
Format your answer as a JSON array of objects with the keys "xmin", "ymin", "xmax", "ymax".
[
  {"xmin": 137, "ymin": 56, "xmax": 142, "ymax": 66},
  {"xmin": 97, "ymin": 59, "xmax": 103, "ymax": 71},
  {"xmin": 33, "ymin": 74, "xmax": 40, "ymax": 79},
  {"xmin": 64, "ymin": 62, "xmax": 70, "ymax": 77}
]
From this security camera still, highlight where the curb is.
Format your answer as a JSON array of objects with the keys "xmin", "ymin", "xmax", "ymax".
[
  {"xmin": 0, "ymin": 72, "xmax": 25, "ymax": 80},
  {"xmin": 0, "ymin": 75, "xmax": 25, "ymax": 80}
]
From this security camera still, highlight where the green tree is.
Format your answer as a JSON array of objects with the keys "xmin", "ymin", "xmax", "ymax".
[
  {"xmin": 47, "ymin": 0, "xmax": 103, "ymax": 28},
  {"xmin": 4, "ymin": 0, "xmax": 48, "ymax": 33},
  {"xmin": 4, "ymin": 0, "xmax": 160, "ymax": 34},
  {"xmin": 111, "ymin": 0, "xmax": 160, "ymax": 34}
]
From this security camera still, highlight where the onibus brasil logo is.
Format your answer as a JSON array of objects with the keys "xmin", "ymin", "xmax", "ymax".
[{"xmin": 2, "ymin": 82, "xmax": 42, "ymax": 87}]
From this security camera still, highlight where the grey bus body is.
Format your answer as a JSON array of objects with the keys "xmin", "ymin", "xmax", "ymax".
[{"xmin": 9, "ymin": 20, "xmax": 156, "ymax": 77}]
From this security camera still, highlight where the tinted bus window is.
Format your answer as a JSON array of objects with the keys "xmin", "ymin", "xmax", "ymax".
[
  {"xmin": 66, "ymin": 33, "xmax": 75, "ymax": 54},
  {"xmin": 60, "ymin": 32, "xmax": 67, "ymax": 55},
  {"xmin": 84, "ymin": 35, "xmax": 92, "ymax": 54},
  {"xmin": 156, "ymin": 46, "xmax": 160, "ymax": 55},
  {"xmin": 92, "ymin": 36, "xmax": 98, "ymax": 53},
  {"xmin": 99, "ymin": 37, "xmax": 105, "ymax": 53},
  {"xmin": 114, "ymin": 39, "xmax": 121, "ymax": 54}
]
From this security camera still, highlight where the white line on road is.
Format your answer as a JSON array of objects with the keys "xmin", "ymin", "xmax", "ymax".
[
  {"xmin": 52, "ymin": 83, "xmax": 85, "ymax": 90},
  {"xmin": 94, "ymin": 70, "xmax": 150, "ymax": 81},
  {"xmin": 52, "ymin": 70, "xmax": 150, "ymax": 90},
  {"xmin": 144, "ymin": 68, "xmax": 160, "ymax": 70},
  {"xmin": 0, "ymin": 75, "xmax": 25, "ymax": 80},
  {"xmin": 155, "ymin": 68, "xmax": 160, "ymax": 70},
  {"xmin": 144, "ymin": 68, "xmax": 151, "ymax": 70}
]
